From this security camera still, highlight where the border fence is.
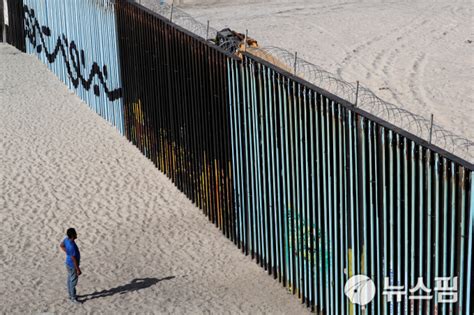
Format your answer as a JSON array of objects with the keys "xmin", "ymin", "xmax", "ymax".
[
  {"xmin": 115, "ymin": 1, "xmax": 236, "ymax": 237},
  {"xmin": 4, "ymin": 0, "xmax": 25, "ymax": 51},
  {"xmin": 21, "ymin": 0, "xmax": 124, "ymax": 133},
  {"xmin": 4, "ymin": 1, "xmax": 473, "ymax": 314}
]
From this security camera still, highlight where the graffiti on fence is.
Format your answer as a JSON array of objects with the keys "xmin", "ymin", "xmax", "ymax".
[
  {"xmin": 23, "ymin": 5, "xmax": 122, "ymax": 101},
  {"xmin": 129, "ymin": 99, "xmax": 152, "ymax": 155}
]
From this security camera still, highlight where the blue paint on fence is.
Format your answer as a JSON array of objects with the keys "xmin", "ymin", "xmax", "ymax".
[{"xmin": 22, "ymin": 0, "xmax": 124, "ymax": 134}]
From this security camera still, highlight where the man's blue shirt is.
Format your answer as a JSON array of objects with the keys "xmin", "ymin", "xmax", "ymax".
[{"xmin": 64, "ymin": 238, "xmax": 80, "ymax": 268}]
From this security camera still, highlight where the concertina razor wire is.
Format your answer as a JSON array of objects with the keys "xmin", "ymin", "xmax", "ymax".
[{"xmin": 138, "ymin": 2, "xmax": 474, "ymax": 163}]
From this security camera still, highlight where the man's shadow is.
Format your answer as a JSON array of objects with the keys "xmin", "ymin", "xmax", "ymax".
[{"xmin": 78, "ymin": 276, "xmax": 175, "ymax": 302}]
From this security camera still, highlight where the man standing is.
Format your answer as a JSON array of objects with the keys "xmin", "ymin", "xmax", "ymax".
[{"xmin": 60, "ymin": 228, "xmax": 82, "ymax": 304}]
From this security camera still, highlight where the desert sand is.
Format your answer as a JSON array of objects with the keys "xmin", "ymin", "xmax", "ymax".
[
  {"xmin": 1, "ymin": 1, "xmax": 473, "ymax": 313},
  {"xmin": 0, "ymin": 43, "xmax": 308, "ymax": 314},
  {"xmin": 178, "ymin": 0, "xmax": 474, "ymax": 144}
]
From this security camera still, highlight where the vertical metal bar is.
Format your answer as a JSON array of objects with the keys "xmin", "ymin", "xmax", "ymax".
[
  {"xmin": 268, "ymin": 68, "xmax": 280, "ymax": 280},
  {"xmin": 425, "ymin": 149, "xmax": 432, "ymax": 314},
  {"xmin": 409, "ymin": 141, "xmax": 416, "ymax": 313},
  {"xmin": 417, "ymin": 145, "xmax": 424, "ymax": 315},
  {"xmin": 433, "ymin": 153, "xmax": 440, "ymax": 314},
  {"xmin": 352, "ymin": 105, "xmax": 363, "ymax": 314},
  {"xmin": 446, "ymin": 162, "xmax": 458, "ymax": 314},
  {"xmin": 342, "ymin": 99, "xmax": 350, "ymax": 314},
  {"xmin": 329, "ymin": 99, "xmax": 337, "ymax": 313},
  {"xmin": 350, "ymin": 108, "xmax": 359, "ymax": 315},
  {"xmin": 256, "ymin": 62, "xmax": 267, "ymax": 268},
  {"xmin": 457, "ymin": 168, "xmax": 466, "ymax": 315},
  {"xmin": 440, "ymin": 157, "xmax": 448, "ymax": 315},
  {"xmin": 320, "ymin": 96, "xmax": 330, "ymax": 313},
  {"xmin": 338, "ymin": 103, "xmax": 347, "ymax": 314},
  {"xmin": 308, "ymin": 90, "xmax": 316, "ymax": 310},
  {"xmin": 282, "ymin": 75, "xmax": 290, "ymax": 288},
  {"xmin": 395, "ymin": 134, "xmax": 402, "ymax": 315},
  {"xmin": 227, "ymin": 58, "xmax": 237, "ymax": 241},
  {"xmin": 314, "ymin": 91, "xmax": 323, "ymax": 312},
  {"xmin": 263, "ymin": 66, "xmax": 274, "ymax": 275},
  {"xmin": 381, "ymin": 127, "xmax": 389, "ymax": 315},
  {"xmin": 465, "ymin": 171, "xmax": 473, "ymax": 315},
  {"xmin": 374, "ymin": 122, "xmax": 381, "ymax": 315},
  {"xmin": 236, "ymin": 59, "xmax": 245, "ymax": 251},
  {"xmin": 368, "ymin": 120, "xmax": 376, "ymax": 315},
  {"xmin": 359, "ymin": 115, "xmax": 368, "ymax": 314},
  {"xmin": 297, "ymin": 82, "xmax": 304, "ymax": 300},
  {"xmin": 388, "ymin": 129, "xmax": 394, "ymax": 315},
  {"xmin": 403, "ymin": 137, "xmax": 409, "ymax": 315},
  {"xmin": 303, "ymin": 87, "xmax": 311, "ymax": 306},
  {"xmin": 250, "ymin": 60, "xmax": 261, "ymax": 261},
  {"xmin": 287, "ymin": 79, "xmax": 296, "ymax": 295}
]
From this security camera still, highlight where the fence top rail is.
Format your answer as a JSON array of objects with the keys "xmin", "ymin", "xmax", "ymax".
[
  {"xmin": 122, "ymin": 0, "xmax": 240, "ymax": 61},
  {"xmin": 242, "ymin": 52, "xmax": 474, "ymax": 171}
]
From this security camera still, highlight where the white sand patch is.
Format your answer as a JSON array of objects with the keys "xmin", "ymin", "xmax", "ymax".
[
  {"xmin": 0, "ymin": 43, "xmax": 308, "ymax": 314},
  {"xmin": 178, "ymin": 0, "xmax": 474, "ymax": 142}
]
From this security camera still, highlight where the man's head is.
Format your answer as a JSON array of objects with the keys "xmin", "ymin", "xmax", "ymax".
[{"xmin": 67, "ymin": 228, "xmax": 77, "ymax": 240}]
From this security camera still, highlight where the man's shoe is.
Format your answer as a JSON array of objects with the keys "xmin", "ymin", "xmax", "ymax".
[{"xmin": 70, "ymin": 298, "xmax": 82, "ymax": 304}]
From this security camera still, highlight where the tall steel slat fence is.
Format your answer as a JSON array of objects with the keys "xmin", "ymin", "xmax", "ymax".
[
  {"xmin": 20, "ymin": 0, "xmax": 125, "ymax": 134},
  {"xmin": 4, "ymin": 1, "xmax": 473, "ymax": 313},
  {"xmin": 234, "ymin": 53, "xmax": 473, "ymax": 314},
  {"xmin": 115, "ymin": 2, "xmax": 237, "ymax": 239}
]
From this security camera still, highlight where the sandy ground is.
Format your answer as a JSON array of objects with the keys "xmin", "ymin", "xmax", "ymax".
[
  {"xmin": 178, "ymin": 0, "xmax": 474, "ymax": 143},
  {"xmin": 0, "ymin": 43, "xmax": 309, "ymax": 314}
]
